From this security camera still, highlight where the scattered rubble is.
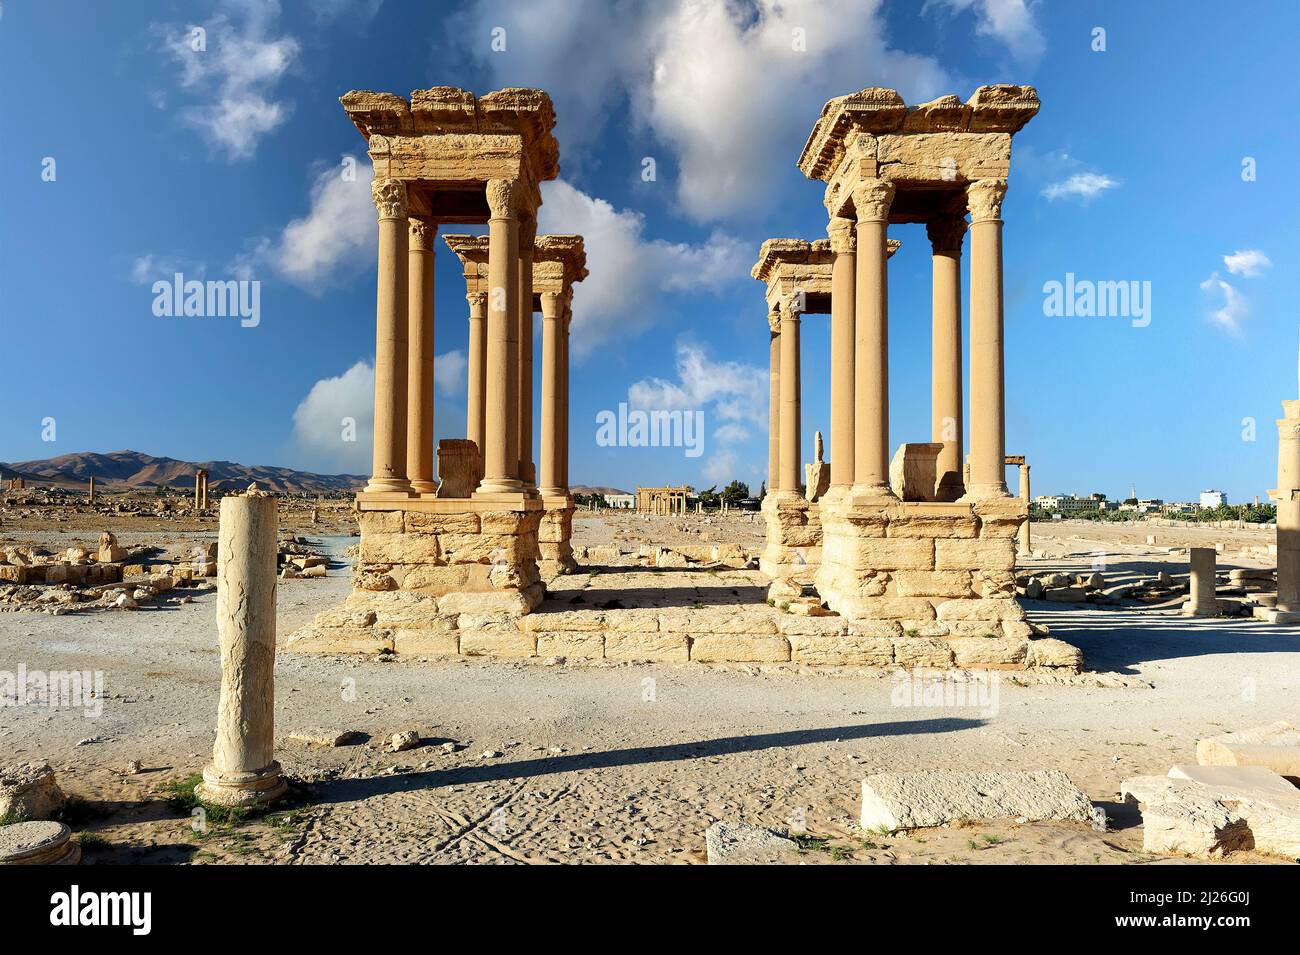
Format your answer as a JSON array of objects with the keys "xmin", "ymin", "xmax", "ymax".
[{"xmin": 0, "ymin": 762, "xmax": 67, "ymax": 822}]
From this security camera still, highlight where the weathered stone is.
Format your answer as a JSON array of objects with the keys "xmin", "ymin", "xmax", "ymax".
[
  {"xmin": 0, "ymin": 820, "xmax": 80, "ymax": 865},
  {"xmin": 893, "ymin": 637, "xmax": 956, "ymax": 667},
  {"xmin": 690, "ymin": 634, "xmax": 790, "ymax": 663},
  {"xmin": 459, "ymin": 630, "xmax": 535, "ymax": 658},
  {"xmin": 535, "ymin": 631, "xmax": 604, "ymax": 660},
  {"xmin": 405, "ymin": 511, "xmax": 480, "ymax": 534},
  {"xmin": 604, "ymin": 631, "xmax": 689, "ymax": 662},
  {"xmin": 789, "ymin": 632, "xmax": 894, "ymax": 666},
  {"xmin": 861, "ymin": 769, "xmax": 1092, "ymax": 831},
  {"xmin": 1026, "ymin": 638, "xmax": 1083, "ymax": 671},
  {"xmin": 893, "ymin": 570, "xmax": 973, "ymax": 598},
  {"xmin": 705, "ymin": 822, "xmax": 802, "ymax": 865},
  {"xmin": 934, "ymin": 537, "xmax": 1014, "ymax": 570},
  {"xmin": 0, "ymin": 763, "xmax": 66, "ymax": 822},
  {"xmin": 1196, "ymin": 722, "xmax": 1300, "ymax": 782},
  {"xmin": 950, "ymin": 636, "xmax": 1028, "ymax": 668}
]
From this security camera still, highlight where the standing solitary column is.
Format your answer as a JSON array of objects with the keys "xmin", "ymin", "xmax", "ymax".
[
  {"xmin": 466, "ymin": 291, "xmax": 487, "ymax": 454},
  {"xmin": 539, "ymin": 292, "xmax": 563, "ymax": 496},
  {"xmin": 407, "ymin": 217, "xmax": 438, "ymax": 494},
  {"xmin": 929, "ymin": 213, "xmax": 966, "ymax": 502},
  {"xmin": 1186, "ymin": 547, "xmax": 1218, "ymax": 617},
  {"xmin": 853, "ymin": 179, "xmax": 895, "ymax": 498},
  {"xmin": 778, "ymin": 301, "xmax": 802, "ymax": 494},
  {"xmin": 89, "ymin": 475, "xmax": 96, "ymax": 503},
  {"xmin": 767, "ymin": 314, "xmax": 781, "ymax": 492},
  {"xmin": 1018, "ymin": 463, "xmax": 1032, "ymax": 554},
  {"xmin": 1275, "ymin": 401, "xmax": 1300, "ymax": 612},
  {"xmin": 560, "ymin": 302, "xmax": 571, "ymax": 491},
  {"xmin": 517, "ymin": 218, "xmax": 537, "ymax": 487},
  {"xmin": 965, "ymin": 178, "xmax": 1010, "ymax": 499},
  {"xmin": 202, "ymin": 473, "xmax": 210, "ymax": 510},
  {"xmin": 828, "ymin": 217, "xmax": 856, "ymax": 492},
  {"xmin": 366, "ymin": 178, "xmax": 412, "ymax": 494},
  {"xmin": 478, "ymin": 179, "xmax": 522, "ymax": 494},
  {"xmin": 197, "ymin": 488, "xmax": 285, "ymax": 808},
  {"xmin": 195, "ymin": 471, "xmax": 202, "ymax": 510}
]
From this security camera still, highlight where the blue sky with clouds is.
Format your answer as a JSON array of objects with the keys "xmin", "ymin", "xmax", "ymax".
[{"xmin": 1, "ymin": 0, "xmax": 1295, "ymax": 501}]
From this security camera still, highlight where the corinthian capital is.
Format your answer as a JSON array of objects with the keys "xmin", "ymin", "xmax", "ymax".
[
  {"xmin": 466, "ymin": 291, "xmax": 488, "ymax": 312},
  {"xmin": 967, "ymin": 179, "xmax": 1008, "ymax": 223},
  {"xmin": 408, "ymin": 217, "xmax": 435, "ymax": 250},
  {"xmin": 827, "ymin": 216, "xmax": 856, "ymax": 255},
  {"xmin": 486, "ymin": 178, "xmax": 520, "ymax": 219},
  {"xmin": 371, "ymin": 178, "xmax": 408, "ymax": 220},
  {"xmin": 853, "ymin": 178, "xmax": 895, "ymax": 222},
  {"xmin": 926, "ymin": 214, "xmax": 967, "ymax": 253}
]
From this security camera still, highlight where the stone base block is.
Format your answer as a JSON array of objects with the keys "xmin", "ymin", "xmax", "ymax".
[
  {"xmin": 1197, "ymin": 721, "xmax": 1300, "ymax": 782},
  {"xmin": 861, "ymin": 769, "xmax": 1093, "ymax": 832},
  {"xmin": 196, "ymin": 761, "xmax": 286, "ymax": 808},
  {"xmin": 760, "ymin": 493, "xmax": 821, "ymax": 580}
]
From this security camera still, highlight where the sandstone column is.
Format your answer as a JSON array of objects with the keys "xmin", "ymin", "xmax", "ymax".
[
  {"xmin": 197, "ymin": 489, "xmax": 286, "ymax": 808},
  {"xmin": 366, "ymin": 178, "xmax": 412, "ymax": 494},
  {"xmin": 1186, "ymin": 547, "xmax": 1218, "ymax": 617},
  {"xmin": 853, "ymin": 179, "xmax": 895, "ymax": 497},
  {"xmin": 466, "ymin": 291, "xmax": 487, "ymax": 454},
  {"xmin": 89, "ymin": 476, "xmax": 95, "ymax": 503},
  {"xmin": 202, "ymin": 472, "xmax": 209, "ymax": 510},
  {"xmin": 779, "ymin": 301, "xmax": 802, "ymax": 494},
  {"xmin": 560, "ymin": 302, "xmax": 571, "ymax": 491},
  {"xmin": 517, "ymin": 217, "xmax": 537, "ymax": 487},
  {"xmin": 1276, "ymin": 400, "xmax": 1300, "ymax": 612},
  {"xmin": 767, "ymin": 314, "xmax": 781, "ymax": 492},
  {"xmin": 965, "ymin": 179, "xmax": 1010, "ymax": 499},
  {"xmin": 828, "ymin": 217, "xmax": 856, "ymax": 491},
  {"xmin": 195, "ymin": 471, "xmax": 202, "ymax": 510},
  {"xmin": 539, "ymin": 291, "xmax": 563, "ymax": 495},
  {"xmin": 478, "ymin": 179, "xmax": 522, "ymax": 494},
  {"xmin": 407, "ymin": 218, "xmax": 438, "ymax": 494},
  {"xmin": 1018, "ymin": 463, "xmax": 1032, "ymax": 553},
  {"xmin": 929, "ymin": 214, "xmax": 966, "ymax": 502}
]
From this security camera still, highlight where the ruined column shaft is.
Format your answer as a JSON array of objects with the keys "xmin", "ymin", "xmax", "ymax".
[
  {"xmin": 929, "ymin": 216, "xmax": 965, "ymax": 502},
  {"xmin": 966, "ymin": 179, "xmax": 1010, "ymax": 498},
  {"xmin": 560, "ymin": 307, "xmax": 571, "ymax": 490},
  {"xmin": 1018, "ymin": 464, "xmax": 1032, "ymax": 553},
  {"xmin": 466, "ymin": 292, "xmax": 487, "ymax": 453},
  {"xmin": 853, "ymin": 213, "xmax": 891, "ymax": 494},
  {"xmin": 539, "ymin": 293, "xmax": 562, "ymax": 495},
  {"xmin": 779, "ymin": 307, "xmax": 802, "ymax": 493},
  {"xmin": 768, "ymin": 326, "xmax": 780, "ymax": 490},
  {"xmin": 829, "ymin": 221, "xmax": 856, "ymax": 489},
  {"xmin": 517, "ymin": 221, "xmax": 537, "ymax": 486},
  {"xmin": 478, "ymin": 180, "xmax": 522, "ymax": 494},
  {"xmin": 1276, "ymin": 402, "xmax": 1300, "ymax": 610},
  {"xmin": 366, "ymin": 179, "xmax": 411, "ymax": 494},
  {"xmin": 407, "ymin": 219, "xmax": 437, "ymax": 494}
]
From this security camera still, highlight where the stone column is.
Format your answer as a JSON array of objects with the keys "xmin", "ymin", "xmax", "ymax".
[
  {"xmin": 828, "ymin": 217, "xmax": 856, "ymax": 491},
  {"xmin": 1276, "ymin": 400, "xmax": 1300, "ymax": 611},
  {"xmin": 539, "ymin": 292, "xmax": 563, "ymax": 495},
  {"xmin": 89, "ymin": 476, "xmax": 95, "ymax": 503},
  {"xmin": 407, "ymin": 217, "xmax": 438, "ymax": 494},
  {"xmin": 195, "ymin": 471, "xmax": 202, "ymax": 509},
  {"xmin": 366, "ymin": 178, "xmax": 411, "ymax": 494},
  {"xmin": 1018, "ymin": 463, "xmax": 1032, "ymax": 554},
  {"xmin": 767, "ymin": 314, "xmax": 780, "ymax": 492},
  {"xmin": 560, "ymin": 302, "xmax": 571, "ymax": 490},
  {"xmin": 202, "ymin": 473, "xmax": 209, "ymax": 510},
  {"xmin": 928, "ymin": 214, "xmax": 966, "ymax": 502},
  {"xmin": 853, "ymin": 179, "xmax": 895, "ymax": 497},
  {"xmin": 478, "ymin": 179, "xmax": 522, "ymax": 494},
  {"xmin": 1186, "ymin": 547, "xmax": 1218, "ymax": 617},
  {"xmin": 517, "ymin": 217, "xmax": 537, "ymax": 487},
  {"xmin": 778, "ymin": 301, "xmax": 802, "ymax": 494},
  {"xmin": 197, "ymin": 490, "xmax": 285, "ymax": 808},
  {"xmin": 466, "ymin": 291, "xmax": 487, "ymax": 454},
  {"xmin": 965, "ymin": 179, "xmax": 1010, "ymax": 499}
]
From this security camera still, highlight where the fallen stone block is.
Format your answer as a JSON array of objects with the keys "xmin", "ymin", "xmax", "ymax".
[
  {"xmin": 860, "ymin": 769, "xmax": 1092, "ymax": 831},
  {"xmin": 0, "ymin": 762, "xmax": 67, "ymax": 822},
  {"xmin": 705, "ymin": 822, "xmax": 802, "ymax": 865},
  {"xmin": 1197, "ymin": 721, "xmax": 1300, "ymax": 783},
  {"xmin": 1122, "ymin": 765, "xmax": 1300, "ymax": 860},
  {"xmin": 287, "ymin": 728, "xmax": 364, "ymax": 747},
  {"xmin": 0, "ymin": 820, "xmax": 80, "ymax": 865}
]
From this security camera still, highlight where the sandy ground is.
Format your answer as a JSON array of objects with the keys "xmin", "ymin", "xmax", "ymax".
[{"xmin": 1, "ymin": 515, "xmax": 1296, "ymax": 865}]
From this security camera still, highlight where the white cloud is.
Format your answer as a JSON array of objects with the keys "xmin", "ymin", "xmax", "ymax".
[
  {"xmin": 129, "ymin": 253, "xmax": 206, "ymax": 284},
  {"xmin": 435, "ymin": 349, "xmax": 467, "ymax": 399},
  {"xmin": 1200, "ymin": 272, "xmax": 1248, "ymax": 336},
  {"xmin": 234, "ymin": 155, "xmax": 375, "ymax": 289},
  {"xmin": 713, "ymin": 423, "xmax": 750, "ymax": 445},
  {"xmin": 628, "ymin": 340, "xmax": 768, "ymax": 429},
  {"xmin": 538, "ymin": 180, "xmax": 749, "ymax": 358},
  {"xmin": 702, "ymin": 449, "xmax": 739, "ymax": 486},
  {"xmin": 928, "ymin": 0, "xmax": 1046, "ymax": 63},
  {"xmin": 1223, "ymin": 249, "xmax": 1271, "ymax": 278},
  {"xmin": 1041, "ymin": 172, "xmax": 1119, "ymax": 202},
  {"xmin": 158, "ymin": 0, "xmax": 299, "ymax": 160},
  {"xmin": 291, "ymin": 360, "xmax": 373, "ymax": 473}
]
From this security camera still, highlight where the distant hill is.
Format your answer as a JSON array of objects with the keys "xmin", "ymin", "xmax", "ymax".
[{"xmin": 0, "ymin": 450, "xmax": 365, "ymax": 496}]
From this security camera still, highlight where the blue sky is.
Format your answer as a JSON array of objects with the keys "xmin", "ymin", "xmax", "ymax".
[{"xmin": 1, "ymin": 0, "xmax": 1295, "ymax": 501}]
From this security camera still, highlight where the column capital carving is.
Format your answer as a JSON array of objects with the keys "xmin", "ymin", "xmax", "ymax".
[
  {"xmin": 967, "ymin": 178, "xmax": 1008, "ymax": 223},
  {"xmin": 780, "ymin": 297, "xmax": 803, "ymax": 323},
  {"xmin": 486, "ymin": 178, "xmax": 520, "ymax": 219},
  {"xmin": 408, "ymin": 217, "xmax": 436, "ymax": 250},
  {"xmin": 540, "ymin": 291, "xmax": 562, "ymax": 317},
  {"xmin": 852, "ymin": 178, "xmax": 895, "ymax": 222},
  {"xmin": 926, "ymin": 215, "xmax": 967, "ymax": 254},
  {"xmin": 767, "ymin": 306, "xmax": 781, "ymax": 334},
  {"xmin": 827, "ymin": 216, "xmax": 856, "ymax": 254},
  {"xmin": 466, "ymin": 291, "xmax": 488, "ymax": 311},
  {"xmin": 372, "ymin": 178, "xmax": 408, "ymax": 220}
]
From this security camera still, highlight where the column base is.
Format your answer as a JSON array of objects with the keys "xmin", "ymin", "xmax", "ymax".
[
  {"xmin": 849, "ymin": 482, "xmax": 898, "ymax": 505},
  {"xmin": 196, "ymin": 761, "xmax": 286, "ymax": 808},
  {"xmin": 476, "ymin": 478, "xmax": 525, "ymax": 496},
  {"xmin": 410, "ymin": 479, "xmax": 439, "ymax": 495},
  {"xmin": 959, "ymin": 482, "xmax": 1012, "ymax": 502},
  {"xmin": 364, "ymin": 478, "xmax": 413, "ymax": 495},
  {"xmin": 760, "ymin": 492, "xmax": 822, "ymax": 581}
]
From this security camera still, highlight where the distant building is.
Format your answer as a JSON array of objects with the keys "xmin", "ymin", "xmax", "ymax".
[
  {"xmin": 605, "ymin": 493, "xmax": 635, "ymax": 509},
  {"xmin": 1199, "ymin": 489, "xmax": 1227, "ymax": 508},
  {"xmin": 1033, "ymin": 493, "xmax": 1107, "ymax": 513}
]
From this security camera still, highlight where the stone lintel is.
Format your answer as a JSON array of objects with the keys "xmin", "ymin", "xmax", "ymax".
[
  {"xmin": 356, "ymin": 493, "xmax": 542, "ymax": 514},
  {"xmin": 444, "ymin": 233, "xmax": 588, "ymax": 301}
]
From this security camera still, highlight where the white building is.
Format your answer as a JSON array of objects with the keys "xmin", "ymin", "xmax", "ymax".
[
  {"xmin": 1199, "ymin": 489, "xmax": 1227, "ymax": 508},
  {"xmin": 605, "ymin": 493, "xmax": 635, "ymax": 509}
]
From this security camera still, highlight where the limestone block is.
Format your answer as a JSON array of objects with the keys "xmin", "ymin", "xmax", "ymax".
[
  {"xmin": 1000, "ymin": 620, "xmax": 1033, "ymax": 640},
  {"xmin": 934, "ymin": 537, "xmax": 1014, "ymax": 570},
  {"xmin": 861, "ymin": 769, "xmax": 1092, "ymax": 831},
  {"xmin": 1196, "ymin": 722, "xmax": 1300, "ymax": 781},
  {"xmin": 661, "ymin": 608, "xmax": 777, "ymax": 635},
  {"xmin": 436, "ymin": 590, "xmax": 532, "ymax": 617},
  {"xmin": 406, "ymin": 511, "xmax": 481, "ymax": 534},
  {"xmin": 974, "ymin": 570, "xmax": 1016, "ymax": 598},
  {"xmin": 1122, "ymin": 766, "xmax": 1300, "ymax": 860},
  {"xmin": 1044, "ymin": 586, "xmax": 1087, "ymax": 602},
  {"xmin": 362, "ymin": 591, "xmax": 443, "ymax": 626},
  {"xmin": 950, "ymin": 636, "xmax": 1028, "ymax": 668},
  {"xmin": 312, "ymin": 604, "xmax": 378, "ymax": 630},
  {"xmin": 359, "ymin": 532, "xmax": 440, "ymax": 565},
  {"xmin": 524, "ymin": 610, "xmax": 606, "ymax": 633},
  {"xmin": 603, "ymin": 609, "xmax": 659, "ymax": 632},
  {"xmin": 1025, "ymin": 638, "xmax": 1084, "ymax": 672},
  {"xmin": 705, "ymin": 822, "xmax": 801, "ymax": 865},
  {"xmin": 789, "ymin": 632, "xmax": 895, "ymax": 666},
  {"xmin": 604, "ymin": 631, "xmax": 689, "ymax": 662},
  {"xmin": 893, "ymin": 570, "xmax": 973, "ymax": 598},
  {"xmin": 876, "ymin": 131, "xmax": 1012, "ymax": 183},
  {"xmin": 655, "ymin": 548, "xmax": 689, "ymax": 568},
  {"xmin": 839, "ymin": 596, "xmax": 937, "ymax": 621},
  {"xmin": 480, "ymin": 510, "xmax": 542, "ymax": 535},
  {"xmin": 286, "ymin": 625, "xmax": 393, "ymax": 654},
  {"xmin": 690, "ymin": 634, "xmax": 790, "ymax": 663},
  {"xmin": 439, "ymin": 532, "xmax": 536, "ymax": 565},
  {"xmin": 582, "ymin": 544, "xmax": 623, "ymax": 564},
  {"xmin": 0, "ymin": 763, "xmax": 66, "ymax": 822},
  {"xmin": 838, "ymin": 538, "xmax": 935, "ymax": 571},
  {"xmin": 887, "ymin": 515, "xmax": 977, "ymax": 538},
  {"xmin": 392, "ymin": 563, "xmax": 484, "ymax": 592},
  {"xmin": 934, "ymin": 598, "xmax": 1024, "ymax": 622},
  {"xmin": 536, "ymin": 631, "xmax": 605, "ymax": 660},
  {"xmin": 392, "ymin": 629, "xmax": 459, "ymax": 655},
  {"xmin": 359, "ymin": 510, "xmax": 404, "ymax": 534},
  {"xmin": 459, "ymin": 630, "xmax": 536, "ymax": 658},
  {"xmin": 777, "ymin": 615, "xmax": 848, "ymax": 636},
  {"xmin": 893, "ymin": 637, "xmax": 955, "ymax": 667}
]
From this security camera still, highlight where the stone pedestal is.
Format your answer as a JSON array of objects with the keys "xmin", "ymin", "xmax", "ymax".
[
  {"xmin": 888, "ymin": 443, "xmax": 943, "ymax": 502},
  {"xmin": 197, "ymin": 490, "xmax": 285, "ymax": 808},
  {"xmin": 1185, "ymin": 547, "xmax": 1218, "ymax": 617},
  {"xmin": 760, "ymin": 492, "xmax": 822, "ymax": 581},
  {"xmin": 0, "ymin": 821, "xmax": 80, "ymax": 865},
  {"xmin": 539, "ymin": 495, "xmax": 577, "ymax": 578}
]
